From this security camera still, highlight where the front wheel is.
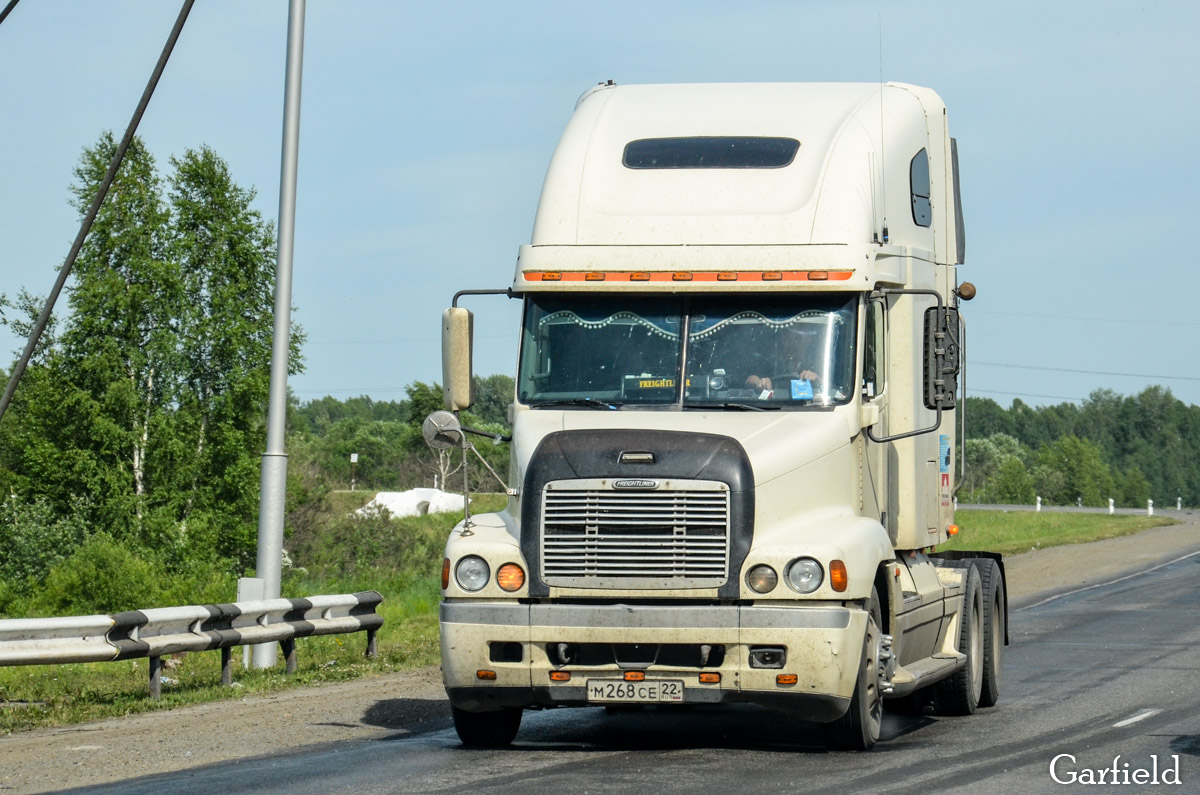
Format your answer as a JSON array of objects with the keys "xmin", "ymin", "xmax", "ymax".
[
  {"xmin": 451, "ymin": 705, "xmax": 522, "ymax": 748},
  {"xmin": 823, "ymin": 585, "xmax": 884, "ymax": 750}
]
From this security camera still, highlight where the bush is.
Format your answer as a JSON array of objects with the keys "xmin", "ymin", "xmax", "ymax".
[
  {"xmin": 0, "ymin": 495, "xmax": 88, "ymax": 590},
  {"xmin": 35, "ymin": 534, "xmax": 159, "ymax": 616}
]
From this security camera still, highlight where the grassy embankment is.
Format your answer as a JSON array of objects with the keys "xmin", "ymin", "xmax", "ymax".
[
  {"xmin": 0, "ymin": 501, "xmax": 1176, "ymax": 733},
  {"xmin": 939, "ymin": 509, "xmax": 1175, "ymax": 556}
]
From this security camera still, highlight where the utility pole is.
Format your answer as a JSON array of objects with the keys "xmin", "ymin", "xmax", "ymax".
[{"xmin": 253, "ymin": 0, "xmax": 306, "ymax": 669}]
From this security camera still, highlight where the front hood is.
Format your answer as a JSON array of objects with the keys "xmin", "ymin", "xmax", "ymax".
[{"xmin": 511, "ymin": 407, "xmax": 854, "ymax": 489}]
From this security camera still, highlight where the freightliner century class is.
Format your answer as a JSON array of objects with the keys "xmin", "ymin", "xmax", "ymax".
[{"xmin": 426, "ymin": 81, "xmax": 1006, "ymax": 751}]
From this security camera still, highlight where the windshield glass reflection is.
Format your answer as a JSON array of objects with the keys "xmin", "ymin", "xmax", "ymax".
[{"xmin": 516, "ymin": 293, "xmax": 857, "ymax": 409}]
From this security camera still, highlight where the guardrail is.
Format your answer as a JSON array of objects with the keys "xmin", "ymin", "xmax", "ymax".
[{"xmin": 0, "ymin": 591, "xmax": 382, "ymax": 698}]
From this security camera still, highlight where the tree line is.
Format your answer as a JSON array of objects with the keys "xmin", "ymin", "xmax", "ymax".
[
  {"xmin": 0, "ymin": 132, "xmax": 512, "ymax": 614},
  {"xmin": 0, "ymin": 133, "xmax": 299, "ymax": 609},
  {"xmin": 961, "ymin": 389, "xmax": 1198, "ymax": 508}
]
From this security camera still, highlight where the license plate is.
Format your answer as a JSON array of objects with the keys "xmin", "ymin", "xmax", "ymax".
[{"xmin": 586, "ymin": 679, "xmax": 684, "ymax": 703}]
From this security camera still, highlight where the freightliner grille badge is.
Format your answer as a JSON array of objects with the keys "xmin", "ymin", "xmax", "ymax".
[{"xmin": 612, "ymin": 479, "xmax": 660, "ymax": 490}]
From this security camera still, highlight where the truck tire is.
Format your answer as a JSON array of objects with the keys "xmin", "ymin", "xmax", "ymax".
[
  {"xmin": 823, "ymin": 586, "xmax": 884, "ymax": 750},
  {"xmin": 451, "ymin": 705, "xmax": 522, "ymax": 748},
  {"xmin": 975, "ymin": 558, "xmax": 1005, "ymax": 708},
  {"xmin": 933, "ymin": 562, "xmax": 983, "ymax": 716}
]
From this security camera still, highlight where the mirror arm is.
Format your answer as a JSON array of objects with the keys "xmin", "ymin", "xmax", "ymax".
[
  {"xmin": 866, "ymin": 405, "xmax": 942, "ymax": 444},
  {"xmin": 452, "ymin": 287, "xmax": 513, "ymax": 307},
  {"xmin": 461, "ymin": 424, "xmax": 512, "ymax": 443}
]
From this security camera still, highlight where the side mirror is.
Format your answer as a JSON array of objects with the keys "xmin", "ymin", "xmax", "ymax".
[
  {"xmin": 422, "ymin": 410, "xmax": 465, "ymax": 450},
  {"xmin": 923, "ymin": 306, "xmax": 960, "ymax": 410},
  {"xmin": 442, "ymin": 307, "xmax": 475, "ymax": 411}
]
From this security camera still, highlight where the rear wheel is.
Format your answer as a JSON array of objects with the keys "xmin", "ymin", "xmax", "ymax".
[
  {"xmin": 933, "ymin": 563, "xmax": 983, "ymax": 716},
  {"xmin": 976, "ymin": 558, "xmax": 1006, "ymax": 708},
  {"xmin": 451, "ymin": 705, "xmax": 522, "ymax": 748},
  {"xmin": 823, "ymin": 586, "xmax": 884, "ymax": 750}
]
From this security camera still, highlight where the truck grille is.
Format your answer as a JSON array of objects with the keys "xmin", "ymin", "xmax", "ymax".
[{"xmin": 540, "ymin": 480, "xmax": 730, "ymax": 588}]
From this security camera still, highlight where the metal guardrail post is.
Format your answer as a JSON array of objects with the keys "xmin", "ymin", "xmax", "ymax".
[
  {"xmin": 281, "ymin": 638, "xmax": 297, "ymax": 674},
  {"xmin": 149, "ymin": 657, "xmax": 163, "ymax": 700},
  {"xmin": 221, "ymin": 647, "xmax": 233, "ymax": 687},
  {"xmin": 366, "ymin": 628, "xmax": 378, "ymax": 659}
]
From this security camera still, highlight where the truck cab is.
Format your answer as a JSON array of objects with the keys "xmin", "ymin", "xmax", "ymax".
[{"xmin": 433, "ymin": 82, "xmax": 1006, "ymax": 750}]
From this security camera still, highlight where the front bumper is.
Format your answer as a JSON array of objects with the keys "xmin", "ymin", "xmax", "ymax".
[{"xmin": 440, "ymin": 601, "xmax": 866, "ymax": 722}]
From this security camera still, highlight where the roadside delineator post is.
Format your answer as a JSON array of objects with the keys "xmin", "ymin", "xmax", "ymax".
[
  {"xmin": 1036, "ymin": 496, "xmax": 1041, "ymax": 512},
  {"xmin": 1148, "ymin": 499, "xmax": 1154, "ymax": 516},
  {"xmin": 1108, "ymin": 498, "xmax": 1114, "ymax": 515}
]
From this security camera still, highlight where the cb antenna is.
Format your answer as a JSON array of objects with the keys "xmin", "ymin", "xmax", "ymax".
[{"xmin": 878, "ymin": 13, "xmax": 888, "ymax": 244}]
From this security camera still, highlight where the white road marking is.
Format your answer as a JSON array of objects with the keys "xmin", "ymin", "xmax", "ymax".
[
  {"xmin": 1017, "ymin": 549, "xmax": 1200, "ymax": 611},
  {"xmin": 1112, "ymin": 709, "xmax": 1161, "ymax": 728}
]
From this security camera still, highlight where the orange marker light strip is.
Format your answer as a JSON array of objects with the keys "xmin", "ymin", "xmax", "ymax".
[
  {"xmin": 497, "ymin": 563, "xmax": 526, "ymax": 592},
  {"xmin": 477, "ymin": 670, "xmax": 497, "ymax": 680},
  {"xmin": 441, "ymin": 558, "xmax": 450, "ymax": 590},
  {"xmin": 699, "ymin": 672, "xmax": 721, "ymax": 684},
  {"xmin": 830, "ymin": 560, "xmax": 848, "ymax": 592},
  {"xmin": 776, "ymin": 674, "xmax": 798, "ymax": 685},
  {"xmin": 522, "ymin": 270, "xmax": 854, "ymax": 283},
  {"xmin": 549, "ymin": 671, "xmax": 571, "ymax": 682},
  {"xmin": 623, "ymin": 671, "xmax": 645, "ymax": 682}
]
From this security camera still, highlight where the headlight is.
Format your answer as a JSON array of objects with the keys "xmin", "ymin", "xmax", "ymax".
[
  {"xmin": 454, "ymin": 556, "xmax": 490, "ymax": 591},
  {"xmin": 746, "ymin": 564, "xmax": 778, "ymax": 594},
  {"xmin": 784, "ymin": 558, "xmax": 824, "ymax": 594}
]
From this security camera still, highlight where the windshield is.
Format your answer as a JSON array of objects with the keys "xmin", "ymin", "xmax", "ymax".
[{"xmin": 517, "ymin": 293, "xmax": 857, "ymax": 409}]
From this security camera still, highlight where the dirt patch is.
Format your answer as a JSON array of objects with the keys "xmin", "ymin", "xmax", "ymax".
[{"xmin": 3, "ymin": 515, "xmax": 1198, "ymax": 794}]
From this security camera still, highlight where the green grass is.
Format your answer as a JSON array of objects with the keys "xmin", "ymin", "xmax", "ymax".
[
  {"xmin": 939, "ymin": 510, "xmax": 1177, "ymax": 557},
  {"xmin": 0, "ymin": 498, "xmax": 1176, "ymax": 733}
]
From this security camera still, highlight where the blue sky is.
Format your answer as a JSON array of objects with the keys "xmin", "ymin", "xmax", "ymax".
[{"xmin": 2, "ymin": 1, "xmax": 1198, "ymax": 408}]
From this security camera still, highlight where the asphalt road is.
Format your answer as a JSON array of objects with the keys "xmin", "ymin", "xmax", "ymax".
[{"xmin": 66, "ymin": 551, "xmax": 1200, "ymax": 795}]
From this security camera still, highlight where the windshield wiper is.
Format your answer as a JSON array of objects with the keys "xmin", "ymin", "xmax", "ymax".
[
  {"xmin": 529, "ymin": 398, "xmax": 623, "ymax": 410},
  {"xmin": 684, "ymin": 402, "xmax": 780, "ymax": 412}
]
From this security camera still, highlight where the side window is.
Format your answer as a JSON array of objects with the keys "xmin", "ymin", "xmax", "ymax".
[
  {"xmin": 910, "ymin": 149, "xmax": 932, "ymax": 227},
  {"xmin": 863, "ymin": 300, "xmax": 886, "ymax": 399}
]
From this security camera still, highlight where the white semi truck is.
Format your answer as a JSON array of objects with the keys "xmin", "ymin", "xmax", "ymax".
[{"xmin": 429, "ymin": 81, "xmax": 1006, "ymax": 750}]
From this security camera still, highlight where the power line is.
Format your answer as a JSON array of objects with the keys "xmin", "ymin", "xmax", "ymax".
[
  {"xmin": 975, "ymin": 361, "xmax": 1200, "ymax": 382},
  {"xmin": 970, "ymin": 388, "xmax": 1084, "ymax": 403},
  {"xmin": 0, "ymin": 0, "xmax": 21, "ymax": 27},
  {"xmin": 971, "ymin": 309, "xmax": 1200, "ymax": 327}
]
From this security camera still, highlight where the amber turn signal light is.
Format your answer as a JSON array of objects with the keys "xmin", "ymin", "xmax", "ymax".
[
  {"xmin": 830, "ymin": 560, "xmax": 848, "ymax": 592},
  {"xmin": 776, "ymin": 674, "xmax": 798, "ymax": 685},
  {"xmin": 441, "ymin": 558, "xmax": 450, "ymax": 590},
  {"xmin": 549, "ymin": 671, "xmax": 571, "ymax": 682},
  {"xmin": 497, "ymin": 563, "xmax": 526, "ymax": 592},
  {"xmin": 947, "ymin": 524, "xmax": 960, "ymax": 536},
  {"xmin": 699, "ymin": 672, "xmax": 721, "ymax": 684},
  {"xmin": 624, "ymin": 671, "xmax": 645, "ymax": 682},
  {"xmin": 477, "ymin": 670, "xmax": 497, "ymax": 680}
]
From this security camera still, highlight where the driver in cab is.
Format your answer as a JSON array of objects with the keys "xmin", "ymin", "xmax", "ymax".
[{"xmin": 743, "ymin": 330, "xmax": 822, "ymax": 399}]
